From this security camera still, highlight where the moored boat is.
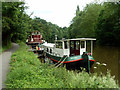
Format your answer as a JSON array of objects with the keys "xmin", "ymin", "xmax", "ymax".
[
  {"xmin": 26, "ymin": 31, "xmax": 45, "ymax": 51},
  {"xmin": 26, "ymin": 31, "xmax": 46, "ymax": 58},
  {"xmin": 42, "ymin": 38, "xmax": 96, "ymax": 72}
]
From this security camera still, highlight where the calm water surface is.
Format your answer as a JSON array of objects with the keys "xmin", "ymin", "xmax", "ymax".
[{"xmin": 91, "ymin": 45, "xmax": 120, "ymax": 85}]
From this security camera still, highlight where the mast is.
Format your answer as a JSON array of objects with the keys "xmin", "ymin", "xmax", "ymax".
[{"xmin": 55, "ymin": 35, "xmax": 57, "ymax": 47}]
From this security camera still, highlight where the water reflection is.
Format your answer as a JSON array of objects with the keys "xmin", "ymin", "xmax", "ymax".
[{"xmin": 92, "ymin": 46, "xmax": 120, "ymax": 85}]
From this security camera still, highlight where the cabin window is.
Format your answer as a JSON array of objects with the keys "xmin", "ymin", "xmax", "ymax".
[
  {"xmin": 56, "ymin": 42, "xmax": 59, "ymax": 48},
  {"xmin": 81, "ymin": 41, "xmax": 85, "ymax": 48},
  {"xmin": 76, "ymin": 41, "xmax": 80, "ymax": 50},
  {"xmin": 32, "ymin": 32, "xmax": 34, "ymax": 35},
  {"xmin": 56, "ymin": 42, "xmax": 63, "ymax": 49},
  {"xmin": 37, "ymin": 32, "xmax": 39, "ymax": 35},
  {"xmin": 47, "ymin": 48, "xmax": 49, "ymax": 52},
  {"xmin": 64, "ymin": 41, "xmax": 68, "ymax": 49},
  {"xmin": 70, "ymin": 41, "xmax": 74, "ymax": 49},
  {"xmin": 36, "ymin": 32, "xmax": 40, "ymax": 35},
  {"xmin": 50, "ymin": 49, "xmax": 52, "ymax": 53}
]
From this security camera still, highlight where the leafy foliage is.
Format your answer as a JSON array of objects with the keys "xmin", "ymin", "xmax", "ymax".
[
  {"xmin": 95, "ymin": 2, "xmax": 120, "ymax": 46},
  {"xmin": 68, "ymin": 3, "xmax": 102, "ymax": 38},
  {"xmin": 2, "ymin": 2, "xmax": 30, "ymax": 46}
]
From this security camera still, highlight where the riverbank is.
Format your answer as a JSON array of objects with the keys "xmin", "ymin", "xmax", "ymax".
[{"xmin": 5, "ymin": 42, "xmax": 119, "ymax": 88}]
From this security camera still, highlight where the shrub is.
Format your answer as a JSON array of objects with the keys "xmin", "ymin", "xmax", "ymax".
[{"xmin": 66, "ymin": 70, "xmax": 119, "ymax": 88}]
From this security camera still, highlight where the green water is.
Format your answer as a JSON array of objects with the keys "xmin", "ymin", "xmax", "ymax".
[{"xmin": 91, "ymin": 45, "xmax": 120, "ymax": 85}]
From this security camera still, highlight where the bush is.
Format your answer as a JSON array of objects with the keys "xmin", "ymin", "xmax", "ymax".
[
  {"xmin": 5, "ymin": 42, "xmax": 120, "ymax": 88},
  {"xmin": 66, "ymin": 70, "xmax": 119, "ymax": 88}
]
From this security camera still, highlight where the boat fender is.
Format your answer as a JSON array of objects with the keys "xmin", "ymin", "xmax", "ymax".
[
  {"xmin": 89, "ymin": 53, "xmax": 91, "ymax": 56},
  {"xmin": 82, "ymin": 52, "xmax": 90, "ymax": 73}
]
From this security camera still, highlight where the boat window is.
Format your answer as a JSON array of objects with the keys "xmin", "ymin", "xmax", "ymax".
[
  {"xmin": 64, "ymin": 41, "xmax": 68, "ymax": 49},
  {"xmin": 56, "ymin": 42, "xmax": 63, "ymax": 49},
  {"xmin": 56, "ymin": 42, "xmax": 59, "ymax": 48},
  {"xmin": 35, "ymin": 32, "xmax": 37, "ymax": 35},
  {"xmin": 47, "ymin": 48, "xmax": 49, "ymax": 52},
  {"xmin": 70, "ymin": 41, "xmax": 74, "ymax": 49},
  {"xmin": 32, "ymin": 32, "xmax": 34, "ymax": 35},
  {"xmin": 50, "ymin": 49, "xmax": 52, "ymax": 53},
  {"xmin": 81, "ymin": 41, "xmax": 85, "ymax": 48},
  {"xmin": 76, "ymin": 41, "xmax": 80, "ymax": 50},
  {"xmin": 37, "ymin": 32, "xmax": 39, "ymax": 35}
]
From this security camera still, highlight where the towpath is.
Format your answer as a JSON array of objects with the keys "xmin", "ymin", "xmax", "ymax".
[{"xmin": 0, "ymin": 43, "xmax": 19, "ymax": 89}]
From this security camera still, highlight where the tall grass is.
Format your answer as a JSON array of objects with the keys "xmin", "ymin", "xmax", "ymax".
[{"xmin": 5, "ymin": 42, "xmax": 120, "ymax": 88}]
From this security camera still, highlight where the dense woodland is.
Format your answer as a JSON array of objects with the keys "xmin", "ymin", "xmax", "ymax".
[{"xmin": 2, "ymin": 1, "xmax": 120, "ymax": 47}]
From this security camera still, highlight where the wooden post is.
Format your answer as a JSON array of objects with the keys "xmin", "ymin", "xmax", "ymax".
[
  {"xmin": 63, "ymin": 41, "xmax": 64, "ymax": 49},
  {"xmin": 91, "ymin": 40, "xmax": 93, "ymax": 55},
  {"xmin": 85, "ymin": 40, "xmax": 86, "ymax": 52}
]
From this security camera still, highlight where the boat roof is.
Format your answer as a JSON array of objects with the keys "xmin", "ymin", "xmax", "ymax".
[
  {"xmin": 42, "ymin": 42, "xmax": 55, "ymax": 47},
  {"xmin": 56, "ymin": 38, "xmax": 96, "ymax": 42}
]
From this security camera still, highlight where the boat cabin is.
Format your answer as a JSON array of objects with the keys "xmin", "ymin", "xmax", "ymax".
[
  {"xmin": 43, "ymin": 38, "xmax": 96, "ymax": 57},
  {"xmin": 26, "ymin": 31, "xmax": 45, "ymax": 44},
  {"xmin": 26, "ymin": 31, "xmax": 46, "ymax": 51}
]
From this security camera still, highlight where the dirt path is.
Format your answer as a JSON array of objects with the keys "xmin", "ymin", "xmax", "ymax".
[{"xmin": 0, "ymin": 43, "xmax": 19, "ymax": 89}]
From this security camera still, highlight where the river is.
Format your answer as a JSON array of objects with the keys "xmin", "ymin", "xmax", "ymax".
[{"xmin": 91, "ymin": 45, "xmax": 120, "ymax": 85}]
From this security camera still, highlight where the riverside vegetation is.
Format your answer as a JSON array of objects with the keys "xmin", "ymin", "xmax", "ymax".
[{"xmin": 5, "ymin": 43, "xmax": 119, "ymax": 88}]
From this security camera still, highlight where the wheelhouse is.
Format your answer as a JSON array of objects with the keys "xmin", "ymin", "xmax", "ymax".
[
  {"xmin": 26, "ymin": 31, "xmax": 45, "ymax": 50},
  {"xmin": 54, "ymin": 38, "xmax": 96, "ymax": 57},
  {"xmin": 43, "ymin": 38, "xmax": 96, "ymax": 71}
]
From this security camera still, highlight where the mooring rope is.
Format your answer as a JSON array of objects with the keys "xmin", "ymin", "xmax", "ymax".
[
  {"xmin": 53, "ymin": 56, "xmax": 64, "ymax": 66},
  {"xmin": 55, "ymin": 55, "xmax": 68, "ymax": 68}
]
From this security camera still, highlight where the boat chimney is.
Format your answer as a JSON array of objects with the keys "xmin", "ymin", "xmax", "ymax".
[{"xmin": 55, "ymin": 35, "xmax": 57, "ymax": 41}]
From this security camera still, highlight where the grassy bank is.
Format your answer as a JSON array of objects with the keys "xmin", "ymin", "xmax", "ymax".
[{"xmin": 5, "ymin": 42, "xmax": 119, "ymax": 88}]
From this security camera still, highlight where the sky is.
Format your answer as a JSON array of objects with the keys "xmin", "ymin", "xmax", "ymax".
[{"xmin": 24, "ymin": 0, "xmax": 98, "ymax": 27}]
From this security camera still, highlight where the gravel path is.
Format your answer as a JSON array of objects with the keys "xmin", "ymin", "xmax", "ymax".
[{"xmin": 0, "ymin": 43, "xmax": 19, "ymax": 89}]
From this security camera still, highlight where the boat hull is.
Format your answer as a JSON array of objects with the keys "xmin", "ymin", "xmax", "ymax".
[{"xmin": 46, "ymin": 52, "xmax": 95, "ymax": 71}]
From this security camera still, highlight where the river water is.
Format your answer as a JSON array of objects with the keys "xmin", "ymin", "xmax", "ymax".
[{"xmin": 90, "ymin": 45, "xmax": 120, "ymax": 85}]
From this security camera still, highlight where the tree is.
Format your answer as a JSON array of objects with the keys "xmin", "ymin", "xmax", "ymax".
[
  {"xmin": 95, "ymin": 2, "xmax": 120, "ymax": 46},
  {"xmin": 68, "ymin": 3, "xmax": 102, "ymax": 38},
  {"xmin": 2, "ymin": 1, "xmax": 31, "ymax": 46}
]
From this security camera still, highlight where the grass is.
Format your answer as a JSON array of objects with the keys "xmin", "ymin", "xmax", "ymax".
[{"xmin": 5, "ymin": 42, "xmax": 120, "ymax": 88}]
